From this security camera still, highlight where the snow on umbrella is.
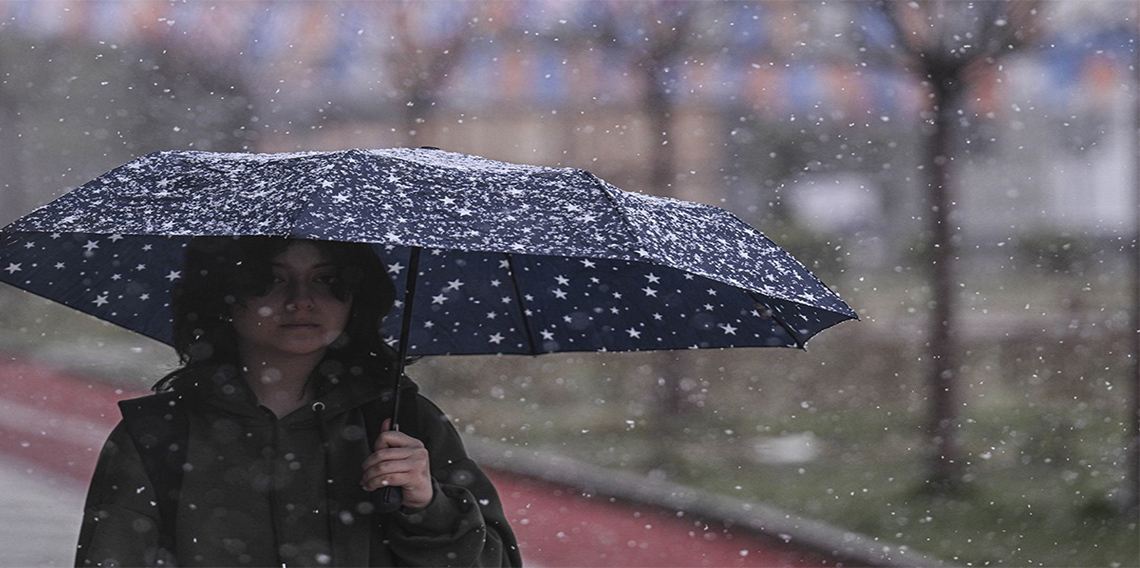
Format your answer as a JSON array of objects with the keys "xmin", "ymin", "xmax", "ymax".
[{"xmin": 0, "ymin": 148, "xmax": 854, "ymax": 360}]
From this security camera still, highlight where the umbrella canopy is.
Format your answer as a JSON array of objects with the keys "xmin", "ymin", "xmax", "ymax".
[{"xmin": 0, "ymin": 148, "xmax": 855, "ymax": 357}]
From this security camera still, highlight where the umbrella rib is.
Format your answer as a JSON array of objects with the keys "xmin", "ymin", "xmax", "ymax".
[
  {"xmin": 748, "ymin": 292, "xmax": 807, "ymax": 350},
  {"xmin": 504, "ymin": 253, "xmax": 540, "ymax": 354}
]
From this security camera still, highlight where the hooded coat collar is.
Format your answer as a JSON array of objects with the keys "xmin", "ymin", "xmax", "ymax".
[{"xmin": 171, "ymin": 358, "xmax": 404, "ymax": 424}]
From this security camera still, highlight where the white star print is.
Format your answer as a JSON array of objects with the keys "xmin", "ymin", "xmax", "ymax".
[
  {"xmin": 387, "ymin": 262, "xmax": 404, "ymax": 275},
  {"xmin": 555, "ymin": 275, "xmax": 570, "ymax": 286},
  {"xmin": 645, "ymin": 273, "xmax": 661, "ymax": 283},
  {"xmin": 83, "ymin": 240, "xmax": 99, "ymax": 254},
  {"xmin": 445, "ymin": 279, "xmax": 464, "ymax": 291},
  {"xmin": 719, "ymin": 324, "xmax": 738, "ymax": 335},
  {"xmin": 92, "ymin": 294, "xmax": 109, "ymax": 307},
  {"xmin": 431, "ymin": 294, "xmax": 448, "ymax": 305},
  {"xmin": 3, "ymin": 263, "xmax": 20, "ymax": 274},
  {"xmin": 552, "ymin": 288, "xmax": 568, "ymax": 299},
  {"xmin": 165, "ymin": 271, "xmax": 181, "ymax": 282},
  {"xmin": 488, "ymin": 333, "xmax": 504, "ymax": 344},
  {"xmin": 642, "ymin": 287, "xmax": 658, "ymax": 297},
  {"xmin": 625, "ymin": 328, "xmax": 642, "ymax": 338}
]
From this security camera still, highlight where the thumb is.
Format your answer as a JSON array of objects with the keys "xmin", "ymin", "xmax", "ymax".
[{"xmin": 373, "ymin": 418, "xmax": 393, "ymax": 451}]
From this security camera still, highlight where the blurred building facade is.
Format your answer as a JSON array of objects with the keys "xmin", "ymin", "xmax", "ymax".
[{"xmin": 0, "ymin": 0, "xmax": 1135, "ymax": 270}]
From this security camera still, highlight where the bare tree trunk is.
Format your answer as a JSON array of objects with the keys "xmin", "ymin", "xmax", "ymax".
[
  {"xmin": 0, "ymin": 43, "xmax": 25, "ymax": 225},
  {"xmin": 874, "ymin": 0, "xmax": 1042, "ymax": 493},
  {"xmin": 925, "ymin": 75, "xmax": 963, "ymax": 491},
  {"xmin": 645, "ymin": 67, "xmax": 688, "ymax": 419}
]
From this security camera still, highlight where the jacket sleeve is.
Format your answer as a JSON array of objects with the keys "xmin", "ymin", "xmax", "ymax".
[
  {"xmin": 75, "ymin": 423, "xmax": 174, "ymax": 567},
  {"xmin": 383, "ymin": 395, "xmax": 522, "ymax": 567}
]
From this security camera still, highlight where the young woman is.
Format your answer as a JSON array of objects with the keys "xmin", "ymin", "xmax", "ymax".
[{"xmin": 76, "ymin": 236, "xmax": 520, "ymax": 567}]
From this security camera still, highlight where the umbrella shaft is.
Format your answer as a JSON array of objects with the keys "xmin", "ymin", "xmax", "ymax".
[{"xmin": 391, "ymin": 246, "xmax": 422, "ymax": 430}]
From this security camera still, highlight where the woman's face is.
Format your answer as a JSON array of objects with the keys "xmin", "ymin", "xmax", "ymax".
[{"xmin": 230, "ymin": 242, "xmax": 353, "ymax": 362}]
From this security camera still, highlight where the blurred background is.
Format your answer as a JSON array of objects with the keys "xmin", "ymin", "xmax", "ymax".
[{"xmin": 0, "ymin": 1, "xmax": 1136, "ymax": 566}]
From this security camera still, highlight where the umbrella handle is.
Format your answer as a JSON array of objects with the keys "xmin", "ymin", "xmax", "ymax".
[
  {"xmin": 373, "ymin": 421, "xmax": 405, "ymax": 513},
  {"xmin": 376, "ymin": 486, "xmax": 404, "ymax": 513}
]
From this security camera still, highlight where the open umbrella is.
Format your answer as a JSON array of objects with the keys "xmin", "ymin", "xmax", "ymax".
[
  {"xmin": 0, "ymin": 148, "xmax": 854, "ymax": 357},
  {"xmin": 1, "ymin": 147, "xmax": 859, "ymax": 424},
  {"xmin": 0, "ymin": 147, "xmax": 856, "ymax": 508}
]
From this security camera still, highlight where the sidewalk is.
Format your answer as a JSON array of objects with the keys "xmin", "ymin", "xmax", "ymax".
[{"xmin": 0, "ymin": 456, "xmax": 86, "ymax": 567}]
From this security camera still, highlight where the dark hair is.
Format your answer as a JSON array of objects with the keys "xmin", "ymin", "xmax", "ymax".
[{"xmin": 154, "ymin": 236, "xmax": 397, "ymax": 392}]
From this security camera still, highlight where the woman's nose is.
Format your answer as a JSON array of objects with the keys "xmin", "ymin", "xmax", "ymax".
[{"xmin": 285, "ymin": 282, "xmax": 316, "ymax": 311}]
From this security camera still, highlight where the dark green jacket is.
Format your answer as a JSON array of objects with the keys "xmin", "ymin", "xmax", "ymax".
[{"xmin": 76, "ymin": 365, "xmax": 520, "ymax": 567}]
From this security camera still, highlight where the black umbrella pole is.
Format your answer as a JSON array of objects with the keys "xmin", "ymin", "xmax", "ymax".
[{"xmin": 378, "ymin": 246, "xmax": 421, "ymax": 512}]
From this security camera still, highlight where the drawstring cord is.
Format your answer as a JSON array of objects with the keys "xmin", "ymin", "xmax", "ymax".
[{"xmin": 311, "ymin": 400, "xmax": 336, "ymax": 566}]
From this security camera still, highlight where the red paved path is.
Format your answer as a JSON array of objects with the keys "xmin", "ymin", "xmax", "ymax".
[{"xmin": 0, "ymin": 354, "xmax": 840, "ymax": 567}]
